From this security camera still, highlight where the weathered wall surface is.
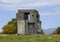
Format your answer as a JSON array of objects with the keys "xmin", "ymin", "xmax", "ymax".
[
  {"xmin": 17, "ymin": 20, "xmax": 25, "ymax": 34},
  {"xmin": 16, "ymin": 9, "xmax": 41, "ymax": 34}
]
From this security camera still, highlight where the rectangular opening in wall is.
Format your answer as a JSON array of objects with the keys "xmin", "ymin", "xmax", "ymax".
[
  {"xmin": 24, "ymin": 12, "xmax": 30, "ymax": 20},
  {"xmin": 28, "ymin": 23, "xmax": 35, "ymax": 34}
]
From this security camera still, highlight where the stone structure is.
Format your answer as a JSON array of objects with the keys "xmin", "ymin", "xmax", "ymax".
[{"xmin": 16, "ymin": 9, "xmax": 41, "ymax": 34}]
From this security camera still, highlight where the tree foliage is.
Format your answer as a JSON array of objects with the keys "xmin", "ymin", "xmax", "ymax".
[
  {"xmin": 51, "ymin": 31, "xmax": 57, "ymax": 35},
  {"xmin": 41, "ymin": 29, "xmax": 44, "ymax": 34},
  {"xmin": 56, "ymin": 27, "xmax": 60, "ymax": 34},
  {"xmin": 2, "ymin": 18, "xmax": 17, "ymax": 34}
]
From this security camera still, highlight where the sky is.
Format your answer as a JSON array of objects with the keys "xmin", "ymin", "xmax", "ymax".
[{"xmin": 0, "ymin": 0, "xmax": 60, "ymax": 32}]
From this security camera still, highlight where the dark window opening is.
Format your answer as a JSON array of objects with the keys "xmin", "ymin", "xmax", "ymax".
[
  {"xmin": 24, "ymin": 12, "xmax": 30, "ymax": 20},
  {"xmin": 36, "ymin": 14, "xmax": 39, "ymax": 18},
  {"xmin": 32, "ymin": 15, "xmax": 34, "ymax": 16}
]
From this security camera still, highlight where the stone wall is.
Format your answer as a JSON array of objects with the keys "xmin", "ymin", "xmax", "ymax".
[{"xmin": 16, "ymin": 9, "xmax": 41, "ymax": 34}]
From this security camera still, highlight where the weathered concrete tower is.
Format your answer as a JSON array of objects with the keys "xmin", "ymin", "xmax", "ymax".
[{"xmin": 16, "ymin": 9, "xmax": 41, "ymax": 34}]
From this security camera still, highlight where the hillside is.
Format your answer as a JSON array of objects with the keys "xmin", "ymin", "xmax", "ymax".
[
  {"xmin": 43, "ymin": 28, "xmax": 56, "ymax": 34},
  {"xmin": 0, "ymin": 34, "xmax": 60, "ymax": 42}
]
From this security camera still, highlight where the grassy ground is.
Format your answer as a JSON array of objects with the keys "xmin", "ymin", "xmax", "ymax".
[{"xmin": 0, "ymin": 34, "xmax": 60, "ymax": 42}]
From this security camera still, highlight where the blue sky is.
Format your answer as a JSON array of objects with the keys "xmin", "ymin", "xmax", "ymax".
[{"xmin": 0, "ymin": 0, "xmax": 60, "ymax": 32}]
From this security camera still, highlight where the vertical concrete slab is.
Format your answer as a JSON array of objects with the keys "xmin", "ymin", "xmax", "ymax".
[{"xmin": 17, "ymin": 20, "xmax": 25, "ymax": 34}]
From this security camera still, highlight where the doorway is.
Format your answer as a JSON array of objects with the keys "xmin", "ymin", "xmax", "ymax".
[{"xmin": 28, "ymin": 23, "xmax": 35, "ymax": 34}]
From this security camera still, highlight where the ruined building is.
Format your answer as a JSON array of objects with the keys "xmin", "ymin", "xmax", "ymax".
[{"xmin": 16, "ymin": 9, "xmax": 41, "ymax": 34}]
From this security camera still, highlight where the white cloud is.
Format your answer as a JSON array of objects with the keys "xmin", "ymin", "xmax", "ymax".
[
  {"xmin": 0, "ymin": 0, "xmax": 60, "ymax": 16},
  {"xmin": 0, "ymin": 0, "xmax": 24, "ymax": 3},
  {"xmin": 0, "ymin": 0, "xmax": 60, "ymax": 7},
  {"xmin": 0, "ymin": 0, "xmax": 60, "ymax": 10}
]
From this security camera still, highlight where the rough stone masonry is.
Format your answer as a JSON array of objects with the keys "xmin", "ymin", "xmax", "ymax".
[{"xmin": 16, "ymin": 9, "xmax": 41, "ymax": 34}]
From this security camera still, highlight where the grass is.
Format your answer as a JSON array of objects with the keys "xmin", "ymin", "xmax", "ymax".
[{"xmin": 0, "ymin": 34, "xmax": 60, "ymax": 42}]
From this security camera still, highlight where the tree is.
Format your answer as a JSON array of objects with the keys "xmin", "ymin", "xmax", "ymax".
[
  {"xmin": 56, "ymin": 27, "xmax": 60, "ymax": 34},
  {"xmin": 2, "ymin": 23, "xmax": 16, "ymax": 34},
  {"xmin": 41, "ymin": 29, "xmax": 44, "ymax": 34},
  {"xmin": 51, "ymin": 31, "xmax": 57, "ymax": 35},
  {"xmin": 2, "ymin": 18, "xmax": 17, "ymax": 34},
  {"xmin": 8, "ymin": 18, "xmax": 17, "ymax": 25},
  {"xmin": 37, "ymin": 29, "xmax": 44, "ymax": 34}
]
